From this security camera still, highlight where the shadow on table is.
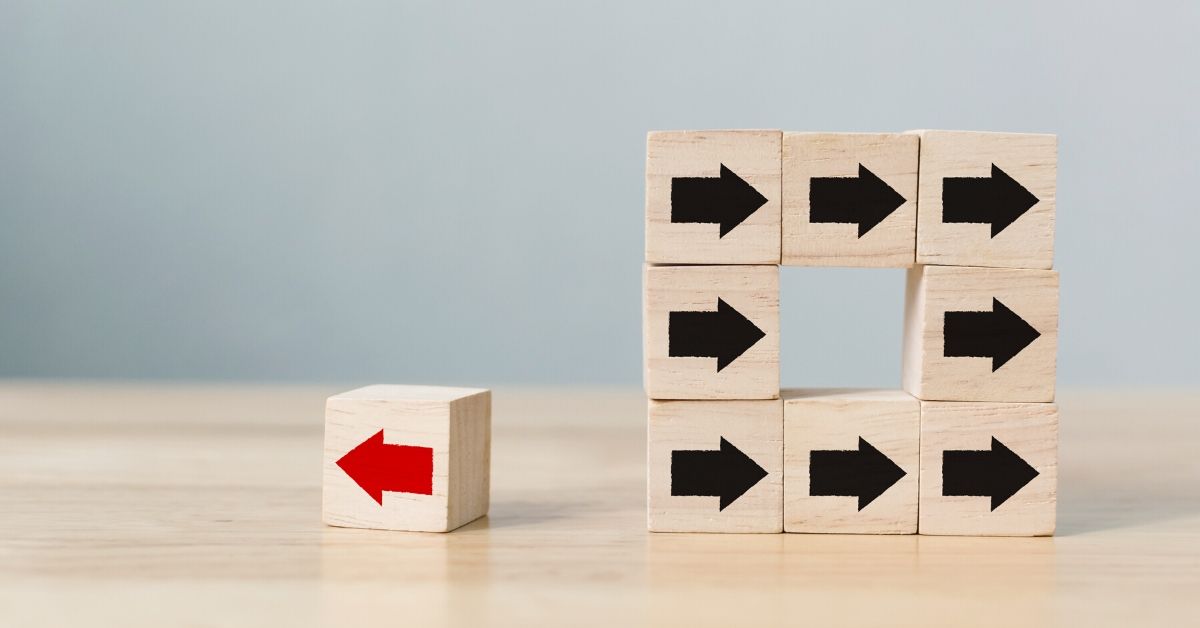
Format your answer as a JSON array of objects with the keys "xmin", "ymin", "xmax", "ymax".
[
  {"xmin": 1057, "ymin": 485, "xmax": 1200, "ymax": 536},
  {"xmin": 1056, "ymin": 455, "xmax": 1200, "ymax": 536},
  {"xmin": 460, "ymin": 498, "xmax": 605, "ymax": 530}
]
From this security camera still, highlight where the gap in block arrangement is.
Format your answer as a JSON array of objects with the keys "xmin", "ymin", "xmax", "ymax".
[{"xmin": 643, "ymin": 129, "xmax": 1058, "ymax": 536}]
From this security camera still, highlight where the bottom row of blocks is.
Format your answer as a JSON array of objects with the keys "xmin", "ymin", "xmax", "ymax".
[{"xmin": 647, "ymin": 389, "xmax": 1057, "ymax": 536}]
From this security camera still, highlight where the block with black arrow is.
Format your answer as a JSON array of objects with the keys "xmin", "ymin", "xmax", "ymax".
[
  {"xmin": 902, "ymin": 265, "xmax": 1058, "ymax": 403},
  {"xmin": 781, "ymin": 133, "xmax": 918, "ymax": 268},
  {"xmin": 645, "ymin": 130, "xmax": 782, "ymax": 265},
  {"xmin": 919, "ymin": 401, "xmax": 1058, "ymax": 536},
  {"xmin": 648, "ymin": 399, "xmax": 783, "ymax": 533},
  {"xmin": 783, "ymin": 389, "xmax": 919, "ymax": 534},
  {"xmin": 914, "ymin": 130, "xmax": 1057, "ymax": 270},
  {"xmin": 644, "ymin": 265, "xmax": 779, "ymax": 400}
]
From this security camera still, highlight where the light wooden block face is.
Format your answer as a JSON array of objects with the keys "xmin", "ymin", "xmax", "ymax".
[
  {"xmin": 644, "ymin": 265, "xmax": 779, "ymax": 400},
  {"xmin": 914, "ymin": 130, "xmax": 1057, "ymax": 270},
  {"xmin": 647, "ymin": 399, "xmax": 783, "ymax": 533},
  {"xmin": 919, "ymin": 401, "xmax": 1057, "ymax": 536},
  {"xmin": 782, "ymin": 389, "xmax": 919, "ymax": 534},
  {"xmin": 322, "ymin": 385, "xmax": 490, "ymax": 532},
  {"xmin": 781, "ymin": 133, "xmax": 918, "ymax": 267},
  {"xmin": 903, "ymin": 265, "xmax": 1058, "ymax": 402},
  {"xmin": 645, "ymin": 130, "xmax": 782, "ymax": 264}
]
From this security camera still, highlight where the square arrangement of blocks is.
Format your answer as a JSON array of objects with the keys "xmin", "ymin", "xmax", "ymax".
[
  {"xmin": 322, "ymin": 385, "xmax": 491, "ymax": 532},
  {"xmin": 643, "ymin": 129, "xmax": 1058, "ymax": 536}
]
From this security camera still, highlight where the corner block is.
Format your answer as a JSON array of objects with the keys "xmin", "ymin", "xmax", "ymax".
[
  {"xmin": 648, "ymin": 399, "xmax": 783, "ymax": 533},
  {"xmin": 919, "ymin": 401, "xmax": 1057, "ymax": 536},
  {"xmin": 646, "ymin": 130, "xmax": 782, "ymax": 264},
  {"xmin": 913, "ymin": 130, "xmax": 1056, "ymax": 270}
]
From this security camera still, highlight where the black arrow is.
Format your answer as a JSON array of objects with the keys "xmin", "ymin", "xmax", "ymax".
[
  {"xmin": 809, "ymin": 437, "xmax": 907, "ymax": 511},
  {"xmin": 671, "ymin": 437, "xmax": 768, "ymax": 511},
  {"xmin": 809, "ymin": 164, "xmax": 907, "ymax": 237},
  {"xmin": 668, "ymin": 298, "xmax": 765, "ymax": 372},
  {"xmin": 943, "ymin": 437, "xmax": 1039, "ymax": 510},
  {"xmin": 671, "ymin": 164, "xmax": 768, "ymax": 237},
  {"xmin": 943, "ymin": 164, "xmax": 1039, "ymax": 237},
  {"xmin": 943, "ymin": 297, "xmax": 1041, "ymax": 371}
]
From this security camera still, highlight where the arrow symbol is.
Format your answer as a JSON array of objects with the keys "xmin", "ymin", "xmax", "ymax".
[
  {"xmin": 809, "ymin": 437, "xmax": 907, "ymax": 511},
  {"xmin": 809, "ymin": 164, "xmax": 907, "ymax": 237},
  {"xmin": 943, "ymin": 437, "xmax": 1039, "ymax": 510},
  {"xmin": 671, "ymin": 164, "xmax": 769, "ymax": 237},
  {"xmin": 943, "ymin": 164, "xmax": 1039, "ymax": 237},
  {"xmin": 944, "ymin": 297, "xmax": 1041, "ymax": 371},
  {"xmin": 671, "ymin": 437, "xmax": 768, "ymax": 511},
  {"xmin": 336, "ymin": 429, "xmax": 434, "ymax": 505},
  {"xmin": 669, "ymin": 298, "xmax": 766, "ymax": 372}
]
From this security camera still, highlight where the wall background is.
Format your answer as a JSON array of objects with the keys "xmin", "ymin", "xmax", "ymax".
[{"xmin": 2, "ymin": 1, "xmax": 1197, "ymax": 388}]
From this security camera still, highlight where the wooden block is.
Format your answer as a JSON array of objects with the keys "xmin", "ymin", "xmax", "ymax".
[
  {"xmin": 903, "ymin": 265, "xmax": 1058, "ymax": 402},
  {"xmin": 913, "ymin": 130, "xmax": 1057, "ymax": 270},
  {"xmin": 919, "ymin": 401, "xmax": 1058, "ymax": 536},
  {"xmin": 781, "ymin": 133, "xmax": 918, "ymax": 267},
  {"xmin": 644, "ymin": 264, "xmax": 779, "ymax": 400},
  {"xmin": 322, "ymin": 385, "xmax": 490, "ymax": 532},
  {"xmin": 782, "ymin": 389, "xmax": 919, "ymax": 534},
  {"xmin": 645, "ymin": 130, "xmax": 782, "ymax": 264},
  {"xmin": 647, "ymin": 399, "xmax": 783, "ymax": 533}
]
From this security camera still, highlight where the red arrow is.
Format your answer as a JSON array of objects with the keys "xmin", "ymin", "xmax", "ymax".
[{"xmin": 336, "ymin": 430, "xmax": 433, "ymax": 504}]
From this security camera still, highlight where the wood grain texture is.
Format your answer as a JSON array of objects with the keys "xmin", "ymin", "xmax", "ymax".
[
  {"xmin": 919, "ymin": 401, "xmax": 1058, "ymax": 536},
  {"xmin": 643, "ymin": 264, "xmax": 779, "ymax": 400},
  {"xmin": 647, "ymin": 399, "xmax": 783, "ymax": 533},
  {"xmin": 645, "ymin": 130, "xmax": 781, "ymax": 264},
  {"xmin": 903, "ymin": 265, "xmax": 1058, "ymax": 402},
  {"xmin": 323, "ymin": 385, "xmax": 490, "ymax": 532},
  {"xmin": 913, "ymin": 130, "xmax": 1056, "ymax": 270},
  {"xmin": 782, "ymin": 133, "xmax": 918, "ymax": 267},
  {"xmin": 783, "ymin": 389, "xmax": 919, "ymax": 534},
  {"xmin": 3, "ymin": 383, "xmax": 1199, "ymax": 627}
]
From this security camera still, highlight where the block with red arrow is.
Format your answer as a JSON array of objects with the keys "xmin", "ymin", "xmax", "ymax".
[{"xmin": 322, "ymin": 384, "xmax": 491, "ymax": 532}]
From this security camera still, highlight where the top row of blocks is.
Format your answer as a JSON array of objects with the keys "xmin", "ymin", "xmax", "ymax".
[{"xmin": 645, "ymin": 130, "xmax": 1056, "ymax": 269}]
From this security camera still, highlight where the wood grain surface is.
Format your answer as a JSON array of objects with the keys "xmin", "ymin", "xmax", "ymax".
[{"xmin": 2, "ymin": 382, "xmax": 1198, "ymax": 627}]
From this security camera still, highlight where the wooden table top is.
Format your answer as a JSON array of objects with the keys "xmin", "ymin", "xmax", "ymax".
[{"xmin": 2, "ymin": 382, "xmax": 1197, "ymax": 626}]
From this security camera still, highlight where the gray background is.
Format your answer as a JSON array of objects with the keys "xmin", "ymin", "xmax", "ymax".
[{"xmin": 2, "ymin": 1, "xmax": 1197, "ymax": 388}]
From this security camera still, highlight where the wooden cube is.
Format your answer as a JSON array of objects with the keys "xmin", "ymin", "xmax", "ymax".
[
  {"xmin": 644, "ymin": 264, "xmax": 779, "ymax": 400},
  {"xmin": 913, "ymin": 130, "xmax": 1057, "ymax": 270},
  {"xmin": 919, "ymin": 401, "xmax": 1057, "ymax": 536},
  {"xmin": 322, "ymin": 385, "xmax": 490, "ymax": 532},
  {"xmin": 648, "ymin": 399, "xmax": 783, "ymax": 533},
  {"xmin": 781, "ymin": 133, "xmax": 918, "ymax": 267},
  {"xmin": 645, "ymin": 130, "xmax": 781, "ymax": 264},
  {"xmin": 782, "ymin": 389, "xmax": 919, "ymax": 534},
  {"xmin": 903, "ymin": 265, "xmax": 1058, "ymax": 402}
]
